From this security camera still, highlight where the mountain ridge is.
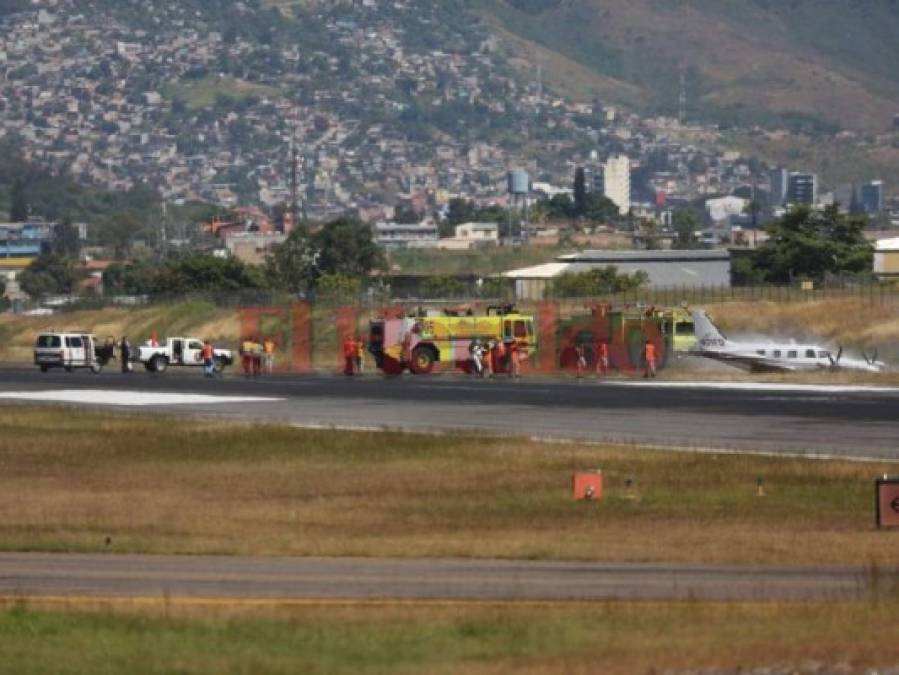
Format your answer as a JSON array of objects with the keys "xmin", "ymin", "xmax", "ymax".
[{"xmin": 478, "ymin": 0, "xmax": 899, "ymax": 132}]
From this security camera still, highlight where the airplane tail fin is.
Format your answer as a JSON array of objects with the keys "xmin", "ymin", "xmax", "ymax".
[{"xmin": 692, "ymin": 310, "xmax": 727, "ymax": 343}]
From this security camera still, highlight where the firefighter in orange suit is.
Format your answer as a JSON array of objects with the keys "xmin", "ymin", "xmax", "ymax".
[
  {"xmin": 643, "ymin": 340, "xmax": 657, "ymax": 379},
  {"xmin": 343, "ymin": 335, "xmax": 357, "ymax": 376}
]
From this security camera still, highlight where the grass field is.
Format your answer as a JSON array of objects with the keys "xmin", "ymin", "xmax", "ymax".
[
  {"xmin": 0, "ymin": 407, "xmax": 895, "ymax": 565},
  {"xmin": 386, "ymin": 245, "xmax": 572, "ymax": 276},
  {"xmin": 0, "ymin": 600, "xmax": 897, "ymax": 674},
  {"xmin": 163, "ymin": 76, "xmax": 280, "ymax": 110}
]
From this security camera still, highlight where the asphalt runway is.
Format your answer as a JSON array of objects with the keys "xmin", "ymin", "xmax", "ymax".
[
  {"xmin": 0, "ymin": 553, "xmax": 878, "ymax": 602},
  {"xmin": 1, "ymin": 367, "xmax": 898, "ymax": 459}
]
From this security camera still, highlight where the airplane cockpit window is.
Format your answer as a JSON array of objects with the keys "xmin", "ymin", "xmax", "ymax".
[
  {"xmin": 805, "ymin": 349, "xmax": 816, "ymax": 358},
  {"xmin": 756, "ymin": 350, "xmax": 766, "ymax": 356},
  {"xmin": 818, "ymin": 351, "xmax": 831, "ymax": 359},
  {"xmin": 787, "ymin": 350, "xmax": 798, "ymax": 358}
]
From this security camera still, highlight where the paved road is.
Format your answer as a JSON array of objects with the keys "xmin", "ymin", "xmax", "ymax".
[
  {"xmin": 1, "ymin": 368, "xmax": 898, "ymax": 458},
  {"xmin": 0, "ymin": 553, "xmax": 879, "ymax": 602}
]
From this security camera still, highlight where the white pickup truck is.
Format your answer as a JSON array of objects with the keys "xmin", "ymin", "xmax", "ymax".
[{"xmin": 135, "ymin": 337, "xmax": 233, "ymax": 374}]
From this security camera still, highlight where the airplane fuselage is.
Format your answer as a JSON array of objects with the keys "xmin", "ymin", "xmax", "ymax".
[{"xmin": 697, "ymin": 340, "xmax": 882, "ymax": 373}]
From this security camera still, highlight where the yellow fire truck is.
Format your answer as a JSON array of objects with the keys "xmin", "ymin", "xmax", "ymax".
[{"xmin": 368, "ymin": 305, "xmax": 537, "ymax": 375}]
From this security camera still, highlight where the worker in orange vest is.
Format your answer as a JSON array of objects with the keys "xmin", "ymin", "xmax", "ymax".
[
  {"xmin": 343, "ymin": 335, "xmax": 357, "ymax": 376},
  {"xmin": 507, "ymin": 339, "xmax": 521, "ymax": 379},
  {"xmin": 643, "ymin": 339, "xmax": 657, "ymax": 379},
  {"xmin": 595, "ymin": 339, "xmax": 609, "ymax": 377}
]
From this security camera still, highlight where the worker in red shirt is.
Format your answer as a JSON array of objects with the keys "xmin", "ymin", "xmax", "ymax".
[
  {"xmin": 643, "ymin": 339, "xmax": 657, "ymax": 379},
  {"xmin": 202, "ymin": 340, "xmax": 215, "ymax": 378},
  {"xmin": 595, "ymin": 339, "xmax": 609, "ymax": 378},
  {"xmin": 343, "ymin": 335, "xmax": 357, "ymax": 376}
]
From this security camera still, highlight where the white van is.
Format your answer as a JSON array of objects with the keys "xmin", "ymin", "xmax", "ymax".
[{"xmin": 34, "ymin": 332, "xmax": 105, "ymax": 373}]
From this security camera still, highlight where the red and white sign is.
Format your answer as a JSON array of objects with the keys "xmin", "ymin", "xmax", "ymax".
[{"xmin": 876, "ymin": 478, "xmax": 899, "ymax": 528}]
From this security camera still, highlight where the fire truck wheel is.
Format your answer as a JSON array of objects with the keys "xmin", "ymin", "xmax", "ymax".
[{"xmin": 410, "ymin": 346, "xmax": 436, "ymax": 374}]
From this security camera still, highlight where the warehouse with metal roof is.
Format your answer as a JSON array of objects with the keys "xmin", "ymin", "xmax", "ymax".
[{"xmin": 503, "ymin": 249, "xmax": 732, "ymax": 300}]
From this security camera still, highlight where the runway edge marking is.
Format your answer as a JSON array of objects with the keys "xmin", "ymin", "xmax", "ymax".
[{"xmin": 285, "ymin": 421, "xmax": 899, "ymax": 465}]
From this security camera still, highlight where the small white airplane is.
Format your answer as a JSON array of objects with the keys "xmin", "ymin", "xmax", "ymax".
[{"xmin": 692, "ymin": 310, "xmax": 886, "ymax": 373}]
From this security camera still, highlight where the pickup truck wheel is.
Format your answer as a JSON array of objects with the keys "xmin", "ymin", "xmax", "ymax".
[
  {"xmin": 144, "ymin": 361, "xmax": 156, "ymax": 373},
  {"xmin": 151, "ymin": 356, "xmax": 169, "ymax": 373},
  {"xmin": 90, "ymin": 363, "xmax": 102, "ymax": 374},
  {"xmin": 40, "ymin": 365, "xmax": 48, "ymax": 373},
  {"xmin": 213, "ymin": 357, "xmax": 227, "ymax": 373},
  {"xmin": 410, "ymin": 346, "xmax": 436, "ymax": 375}
]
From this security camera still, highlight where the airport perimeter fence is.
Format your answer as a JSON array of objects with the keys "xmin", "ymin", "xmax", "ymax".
[
  {"xmin": 13, "ymin": 281, "xmax": 898, "ymax": 376},
  {"xmin": 549, "ymin": 282, "xmax": 899, "ymax": 309}
]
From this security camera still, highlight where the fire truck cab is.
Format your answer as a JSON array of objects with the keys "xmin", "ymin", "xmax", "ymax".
[{"xmin": 369, "ymin": 305, "xmax": 536, "ymax": 375}]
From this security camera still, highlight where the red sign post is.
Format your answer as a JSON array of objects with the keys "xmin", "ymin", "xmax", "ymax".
[{"xmin": 875, "ymin": 477, "xmax": 899, "ymax": 529}]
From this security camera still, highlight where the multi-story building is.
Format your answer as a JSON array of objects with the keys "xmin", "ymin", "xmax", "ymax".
[
  {"xmin": 860, "ymin": 180, "xmax": 884, "ymax": 215},
  {"xmin": 0, "ymin": 221, "xmax": 54, "ymax": 258},
  {"xmin": 786, "ymin": 172, "xmax": 817, "ymax": 206},
  {"xmin": 769, "ymin": 168, "xmax": 789, "ymax": 206},
  {"xmin": 601, "ymin": 155, "xmax": 631, "ymax": 215},
  {"xmin": 374, "ymin": 222, "xmax": 439, "ymax": 250}
]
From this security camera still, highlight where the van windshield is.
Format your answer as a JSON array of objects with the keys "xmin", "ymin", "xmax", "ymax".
[{"xmin": 36, "ymin": 335, "xmax": 61, "ymax": 348}]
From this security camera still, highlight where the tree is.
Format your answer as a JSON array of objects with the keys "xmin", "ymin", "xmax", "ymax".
[
  {"xmin": 52, "ymin": 218, "xmax": 81, "ymax": 257},
  {"xmin": 316, "ymin": 273, "xmax": 362, "ymax": 304},
  {"xmin": 313, "ymin": 217, "xmax": 384, "ymax": 280},
  {"xmin": 752, "ymin": 205, "xmax": 873, "ymax": 283},
  {"xmin": 583, "ymin": 193, "xmax": 618, "ymax": 223},
  {"xmin": 153, "ymin": 254, "xmax": 266, "ymax": 295},
  {"xmin": 18, "ymin": 254, "xmax": 80, "ymax": 297},
  {"xmin": 552, "ymin": 266, "xmax": 649, "ymax": 298},
  {"xmin": 393, "ymin": 201, "xmax": 420, "ymax": 224},
  {"xmin": 446, "ymin": 198, "xmax": 474, "ymax": 226},
  {"xmin": 267, "ymin": 216, "xmax": 383, "ymax": 294},
  {"xmin": 671, "ymin": 209, "xmax": 700, "ymax": 249},
  {"xmin": 542, "ymin": 194, "xmax": 575, "ymax": 221},
  {"xmin": 573, "ymin": 167, "xmax": 587, "ymax": 217},
  {"xmin": 9, "ymin": 176, "xmax": 27, "ymax": 221}
]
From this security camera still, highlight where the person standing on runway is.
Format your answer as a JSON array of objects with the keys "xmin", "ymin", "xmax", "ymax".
[
  {"xmin": 343, "ymin": 335, "xmax": 357, "ymax": 376},
  {"xmin": 595, "ymin": 339, "xmax": 609, "ymax": 378},
  {"xmin": 119, "ymin": 336, "xmax": 131, "ymax": 374},
  {"xmin": 643, "ymin": 339, "xmax": 657, "ymax": 379},
  {"xmin": 575, "ymin": 343, "xmax": 586, "ymax": 379},
  {"xmin": 202, "ymin": 339, "xmax": 215, "ymax": 378},
  {"xmin": 263, "ymin": 337, "xmax": 276, "ymax": 374}
]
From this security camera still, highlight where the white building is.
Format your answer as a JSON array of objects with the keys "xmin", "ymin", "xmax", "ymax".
[
  {"xmin": 437, "ymin": 222, "xmax": 499, "ymax": 250},
  {"xmin": 705, "ymin": 196, "xmax": 749, "ymax": 223},
  {"xmin": 374, "ymin": 222, "xmax": 439, "ymax": 250},
  {"xmin": 874, "ymin": 237, "xmax": 899, "ymax": 279},
  {"xmin": 602, "ymin": 155, "xmax": 630, "ymax": 215}
]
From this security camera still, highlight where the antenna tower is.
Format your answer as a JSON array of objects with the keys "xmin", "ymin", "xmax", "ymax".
[{"xmin": 678, "ymin": 70, "xmax": 687, "ymax": 125}]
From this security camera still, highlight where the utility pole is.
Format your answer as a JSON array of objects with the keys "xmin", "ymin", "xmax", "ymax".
[{"xmin": 678, "ymin": 69, "xmax": 687, "ymax": 126}]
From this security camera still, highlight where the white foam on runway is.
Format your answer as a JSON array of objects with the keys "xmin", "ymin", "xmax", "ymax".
[
  {"xmin": 605, "ymin": 380, "xmax": 899, "ymax": 394},
  {"xmin": 0, "ymin": 389, "xmax": 282, "ymax": 406}
]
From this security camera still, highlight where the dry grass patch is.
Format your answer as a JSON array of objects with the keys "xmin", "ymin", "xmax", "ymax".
[
  {"xmin": 0, "ymin": 407, "xmax": 895, "ymax": 564},
  {"xmin": 0, "ymin": 600, "xmax": 898, "ymax": 674}
]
